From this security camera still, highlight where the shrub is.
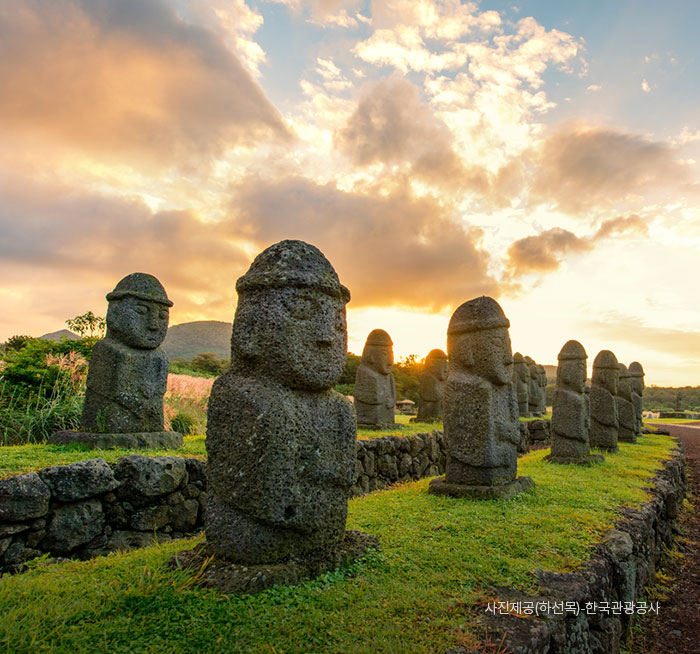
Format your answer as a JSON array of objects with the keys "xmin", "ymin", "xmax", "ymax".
[
  {"xmin": 164, "ymin": 374, "xmax": 213, "ymax": 436},
  {"xmin": 170, "ymin": 411, "xmax": 198, "ymax": 435}
]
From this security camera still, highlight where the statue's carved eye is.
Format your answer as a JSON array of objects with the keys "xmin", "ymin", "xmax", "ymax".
[
  {"xmin": 159, "ymin": 310, "xmax": 168, "ymax": 321},
  {"xmin": 135, "ymin": 305, "xmax": 148, "ymax": 315}
]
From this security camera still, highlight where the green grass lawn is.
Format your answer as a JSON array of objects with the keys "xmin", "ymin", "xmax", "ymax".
[
  {"xmin": 645, "ymin": 418, "xmax": 700, "ymax": 425},
  {"xmin": 0, "ymin": 435, "xmax": 207, "ymax": 480},
  {"xmin": 0, "ymin": 434, "xmax": 677, "ymax": 654},
  {"xmin": 0, "ymin": 416, "xmax": 446, "ymax": 479}
]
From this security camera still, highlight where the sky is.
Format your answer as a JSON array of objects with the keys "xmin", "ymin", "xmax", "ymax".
[{"xmin": 1, "ymin": 0, "xmax": 699, "ymax": 385}]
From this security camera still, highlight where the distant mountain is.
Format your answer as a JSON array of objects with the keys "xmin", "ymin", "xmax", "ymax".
[
  {"xmin": 39, "ymin": 329, "xmax": 80, "ymax": 342},
  {"xmin": 162, "ymin": 320, "xmax": 232, "ymax": 361}
]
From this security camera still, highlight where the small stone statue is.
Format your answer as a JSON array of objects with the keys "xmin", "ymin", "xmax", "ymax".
[
  {"xmin": 354, "ymin": 329, "xmax": 398, "ymax": 428},
  {"xmin": 616, "ymin": 363, "xmax": 637, "ymax": 443},
  {"xmin": 525, "ymin": 356, "xmax": 540, "ymax": 416},
  {"xmin": 203, "ymin": 240, "xmax": 375, "ymax": 574},
  {"xmin": 429, "ymin": 296, "xmax": 533, "ymax": 500},
  {"xmin": 416, "ymin": 349, "xmax": 448, "ymax": 422},
  {"xmin": 49, "ymin": 273, "xmax": 182, "ymax": 449},
  {"xmin": 512, "ymin": 352, "xmax": 530, "ymax": 417},
  {"xmin": 589, "ymin": 350, "xmax": 619, "ymax": 452},
  {"xmin": 546, "ymin": 340, "xmax": 602, "ymax": 465},
  {"xmin": 628, "ymin": 362, "xmax": 645, "ymax": 436},
  {"xmin": 536, "ymin": 365, "xmax": 548, "ymax": 414}
]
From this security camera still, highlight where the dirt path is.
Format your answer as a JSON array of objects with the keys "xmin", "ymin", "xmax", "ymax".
[{"xmin": 630, "ymin": 424, "xmax": 700, "ymax": 653}]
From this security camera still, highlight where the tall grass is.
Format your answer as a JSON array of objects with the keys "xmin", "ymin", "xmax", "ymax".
[
  {"xmin": 164, "ymin": 374, "xmax": 213, "ymax": 435},
  {"xmin": 0, "ymin": 351, "xmax": 87, "ymax": 446}
]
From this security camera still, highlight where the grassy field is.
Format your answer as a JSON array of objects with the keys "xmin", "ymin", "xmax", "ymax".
[
  {"xmin": 0, "ymin": 433, "xmax": 677, "ymax": 654},
  {"xmin": 645, "ymin": 418, "xmax": 700, "ymax": 425},
  {"xmin": 0, "ymin": 415, "xmax": 443, "ymax": 480}
]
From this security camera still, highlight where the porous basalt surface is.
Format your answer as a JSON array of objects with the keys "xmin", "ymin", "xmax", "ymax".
[
  {"xmin": 169, "ymin": 529, "xmax": 379, "ymax": 595},
  {"xmin": 0, "ymin": 456, "xmax": 205, "ymax": 573}
]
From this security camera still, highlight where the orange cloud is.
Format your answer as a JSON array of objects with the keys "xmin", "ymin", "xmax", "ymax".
[
  {"xmin": 0, "ymin": 172, "xmax": 249, "ymax": 325},
  {"xmin": 232, "ymin": 175, "xmax": 499, "ymax": 309},
  {"xmin": 505, "ymin": 227, "xmax": 592, "ymax": 276},
  {"xmin": 530, "ymin": 122, "xmax": 694, "ymax": 214},
  {"xmin": 504, "ymin": 215, "xmax": 648, "ymax": 277},
  {"xmin": 585, "ymin": 315, "xmax": 700, "ymax": 363},
  {"xmin": 0, "ymin": 0, "xmax": 288, "ymax": 170}
]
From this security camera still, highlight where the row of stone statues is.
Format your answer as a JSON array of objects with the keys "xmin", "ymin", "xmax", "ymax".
[
  {"xmin": 513, "ymin": 353, "xmax": 547, "ymax": 417},
  {"xmin": 353, "ymin": 331, "xmax": 449, "ymax": 427},
  {"xmin": 354, "ymin": 335, "xmax": 546, "ymax": 429},
  {"xmin": 547, "ymin": 340, "xmax": 645, "ymax": 465},
  {"xmin": 52, "ymin": 239, "xmax": 648, "ymax": 591}
]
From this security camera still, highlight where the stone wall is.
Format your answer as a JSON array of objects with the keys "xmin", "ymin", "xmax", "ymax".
[
  {"xmin": 0, "ymin": 455, "xmax": 206, "ymax": 573},
  {"xmin": 351, "ymin": 431, "xmax": 446, "ymax": 496},
  {"xmin": 0, "ymin": 432, "xmax": 448, "ymax": 572},
  {"xmin": 457, "ymin": 441, "xmax": 687, "ymax": 654}
]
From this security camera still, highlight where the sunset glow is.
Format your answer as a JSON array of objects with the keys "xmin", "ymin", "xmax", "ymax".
[{"xmin": 1, "ymin": 0, "xmax": 699, "ymax": 385}]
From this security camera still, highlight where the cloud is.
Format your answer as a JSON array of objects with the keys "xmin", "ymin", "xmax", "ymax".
[
  {"xmin": 232, "ymin": 175, "xmax": 499, "ymax": 309},
  {"xmin": 181, "ymin": 0, "xmax": 267, "ymax": 76},
  {"xmin": 593, "ymin": 214, "xmax": 648, "ymax": 239},
  {"xmin": 585, "ymin": 315, "xmax": 700, "ymax": 363},
  {"xmin": 369, "ymin": 0, "xmax": 502, "ymax": 40},
  {"xmin": 335, "ymin": 78, "xmax": 465, "ymax": 185},
  {"xmin": 504, "ymin": 215, "xmax": 648, "ymax": 277},
  {"xmin": 268, "ymin": 0, "xmax": 362, "ymax": 25},
  {"xmin": 586, "ymin": 84, "xmax": 602, "ymax": 92},
  {"xmin": 0, "ymin": 0, "xmax": 288, "ymax": 170},
  {"xmin": 0, "ymin": 173, "xmax": 249, "ymax": 323},
  {"xmin": 641, "ymin": 79, "xmax": 651, "ymax": 93},
  {"xmin": 530, "ymin": 122, "xmax": 694, "ymax": 214},
  {"xmin": 505, "ymin": 228, "xmax": 592, "ymax": 276}
]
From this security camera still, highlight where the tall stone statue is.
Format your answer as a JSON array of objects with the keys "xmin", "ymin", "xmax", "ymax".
[
  {"xmin": 416, "ymin": 349, "xmax": 448, "ymax": 422},
  {"xmin": 49, "ymin": 273, "xmax": 182, "ymax": 450},
  {"xmin": 429, "ymin": 296, "xmax": 533, "ymax": 500},
  {"xmin": 525, "ymin": 356, "xmax": 540, "ymax": 415},
  {"xmin": 589, "ymin": 350, "xmax": 619, "ymax": 452},
  {"xmin": 513, "ymin": 352, "xmax": 530, "ymax": 417},
  {"xmin": 354, "ymin": 329, "xmax": 398, "ymax": 428},
  {"xmin": 546, "ymin": 340, "xmax": 602, "ymax": 465},
  {"xmin": 616, "ymin": 363, "xmax": 637, "ymax": 443},
  {"xmin": 629, "ymin": 362, "xmax": 645, "ymax": 437},
  {"xmin": 536, "ymin": 365, "xmax": 548, "ymax": 414},
  {"xmin": 202, "ymin": 240, "xmax": 376, "ymax": 574}
]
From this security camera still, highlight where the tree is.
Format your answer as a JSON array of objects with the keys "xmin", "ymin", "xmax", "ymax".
[
  {"xmin": 5, "ymin": 335, "xmax": 34, "ymax": 351},
  {"xmin": 190, "ymin": 353, "xmax": 229, "ymax": 376},
  {"xmin": 337, "ymin": 353, "xmax": 362, "ymax": 386},
  {"xmin": 66, "ymin": 311, "xmax": 106, "ymax": 338}
]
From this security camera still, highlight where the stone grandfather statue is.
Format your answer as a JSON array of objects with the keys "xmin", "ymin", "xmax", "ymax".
[
  {"xmin": 616, "ymin": 363, "xmax": 637, "ymax": 443},
  {"xmin": 429, "ymin": 296, "xmax": 533, "ymax": 500},
  {"xmin": 536, "ymin": 364, "xmax": 548, "ymax": 414},
  {"xmin": 628, "ymin": 362, "xmax": 645, "ymax": 437},
  {"xmin": 416, "ymin": 348, "xmax": 448, "ymax": 422},
  {"xmin": 546, "ymin": 340, "xmax": 602, "ymax": 465},
  {"xmin": 49, "ymin": 273, "xmax": 182, "ymax": 449},
  {"xmin": 589, "ymin": 350, "xmax": 619, "ymax": 452},
  {"xmin": 525, "ymin": 356, "xmax": 541, "ymax": 416},
  {"xmin": 354, "ymin": 329, "xmax": 398, "ymax": 428},
  {"xmin": 513, "ymin": 352, "xmax": 530, "ymax": 417},
  {"xmin": 202, "ymin": 240, "xmax": 375, "ymax": 575}
]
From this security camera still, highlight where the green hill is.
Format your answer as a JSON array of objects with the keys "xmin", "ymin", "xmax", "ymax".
[
  {"xmin": 161, "ymin": 320, "xmax": 231, "ymax": 360},
  {"xmin": 39, "ymin": 329, "xmax": 80, "ymax": 341}
]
